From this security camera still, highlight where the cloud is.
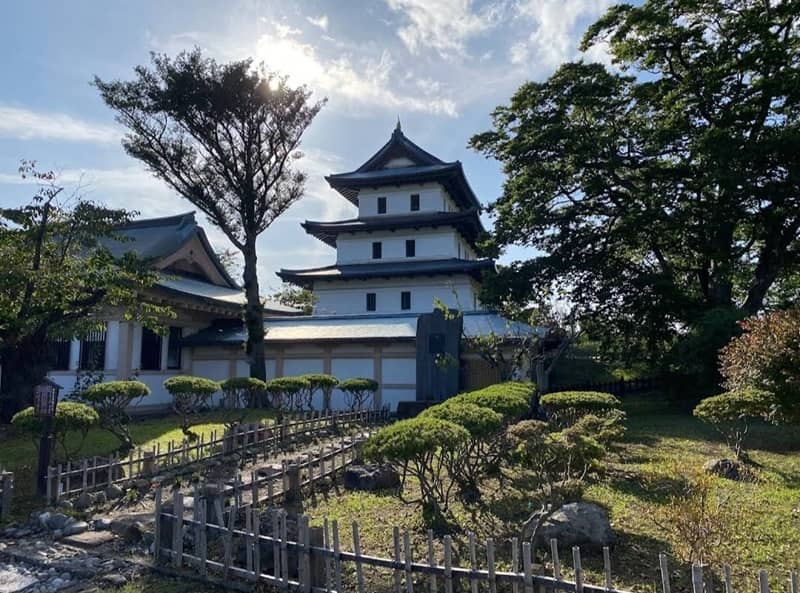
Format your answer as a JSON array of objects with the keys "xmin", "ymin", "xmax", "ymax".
[
  {"xmin": 306, "ymin": 15, "xmax": 329, "ymax": 31},
  {"xmin": 509, "ymin": 0, "xmax": 614, "ymax": 71},
  {"xmin": 385, "ymin": 0, "xmax": 502, "ymax": 58},
  {"xmin": 0, "ymin": 106, "xmax": 120, "ymax": 144},
  {"xmin": 254, "ymin": 33, "xmax": 458, "ymax": 116}
]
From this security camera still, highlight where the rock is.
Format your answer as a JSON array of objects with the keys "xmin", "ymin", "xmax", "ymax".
[
  {"xmin": 0, "ymin": 565, "xmax": 39, "ymax": 593},
  {"xmin": 110, "ymin": 517, "xmax": 147, "ymax": 543},
  {"xmin": 134, "ymin": 479, "xmax": 149, "ymax": 491},
  {"xmin": 704, "ymin": 458, "xmax": 744, "ymax": 480},
  {"xmin": 344, "ymin": 464, "xmax": 401, "ymax": 491},
  {"xmin": 61, "ymin": 531, "xmax": 115, "ymax": 549},
  {"xmin": 536, "ymin": 502, "xmax": 615, "ymax": 548},
  {"xmin": 92, "ymin": 517, "xmax": 113, "ymax": 531},
  {"xmin": 100, "ymin": 574, "xmax": 127, "ymax": 587},
  {"xmin": 45, "ymin": 513, "xmax": 72, "ymax": 531},
  {"xmin": 56, "ymin": 500, "xmax": 74, "ymax": 512},
  {"xmin": 91, "ymin": 491, "xmax": 107, "ymax": 505},
  {"xmin": 62, "ymin": 521, "xmax": 88, "ymax": 537},
  {"xmin": 104, "ymin": 484, "xmax": 124, "ymax": 500},
  {"xmin": 38, "ymin": 512, "xmax": 52, "ymax": 530},
  {"xmin": 74, "ymin": 493, "xmax": 92, "ymax": 512}
]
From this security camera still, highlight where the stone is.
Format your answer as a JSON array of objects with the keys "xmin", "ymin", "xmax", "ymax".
[
  {"xmin": 0, "ymin": 567, "xmax": 37, "ymax": 593},
  {"xmin": 110, "ymin": 516, "xmax": 149, "ymax": 543},
  {"xmin": 344, "ymin": 464, "xmax": 401, "ymax": 491},
  {"xmin": 100, "ymin": 574, "xmax": 127, "ymax": 587},
  {"xmin": 74, "ymin": 493, "xmax": 92, "ymax": 512},
  {"xmin": 56, "ymin": 501, "xmax": 74, "ymax": 512},
  {"xmin": 704, "ymin": 458, "xmax": 744, "ymax": 481},
  {"xmin": 45, "ymin": 513, "xmax": 72, "ymax": 531},
  {"xmin": 62, "ymin": 521, "xmax": 88, "ymax": 537},
  {"xmin": 38, "ymin": 512, "xmax": 52, "ymax": 530},
  {"xmin": 104, "ymin": 484, "xmax": 124, "ymax": 499},
  {"xmin": 91, "ymin": 491, "xmax": 107, "ymax": 505},
  {"xmin": 60, "ymin": 531, "xmax": 115, "ymax": 549},
  {"xmin": 536, "ymin": 502, "xmax": 615, "ymax": 548},
  {"xmin": 92, "ymin": 517, "xmax": 113, "ymax": 531}
]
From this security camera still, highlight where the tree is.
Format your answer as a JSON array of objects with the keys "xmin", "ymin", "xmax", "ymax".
[
  {"xmin": 163, "ymin": 375, "xmax": 220, "ymax": 439},
  {"xmin": 298, "ymin": 373, "xmax": 339, "ymax": 411},
  {"xmin": 95, "ymin": 49, "xmax": 325, "ymax": 381},
  {"xmin": 471, "ymin": 0, "xmax": 800, "ymax": 377},
  {"xmin": 268, "ymin": 283, "xmax": 315, "ymax": 315},
  {"xmin": 219, "ymin": 377, "xmax": 267, "ymax": 423},
  {"xmin": 339, "ymin": 378, "xmax": 378, "ymax": 412},
  {"xmin": 0, "ymin": 162, "xmax": 164, "ymax": 421},
  {"xmin": 81, "ymin": 380, "xmax": 151, "ymax": 452},
  {"xmin": 266, "ymin": 376, "xmax": 310, "ymax": 414},
  {"xmin": 719, "ymin": 307, "xmax": 800, "ymax": 418},
  {"xmin": 11, "ymin": 402, "xmax": 99, "ymax": 461}
]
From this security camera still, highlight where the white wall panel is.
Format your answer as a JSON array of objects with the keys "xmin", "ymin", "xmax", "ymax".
[
  {"xmin": 381, "ymin": 388, "xmax": 416, "ymax": 411},
  {"xmin": 381, "ymin": 358, "xmax": 416, "ymax": 385}
]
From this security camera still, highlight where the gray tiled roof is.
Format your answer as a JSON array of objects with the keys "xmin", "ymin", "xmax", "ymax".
[{"xmin": 181, "ymin": 311, "xmax": 544, "ymax": 346}]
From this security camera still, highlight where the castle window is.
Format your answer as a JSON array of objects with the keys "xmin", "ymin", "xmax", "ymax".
[
  {"xmin": 366, "ymin": 293, "xmax": 377, "ymax": 311},
  {"xmin": 405, "ymin": 239, "xmax": 415, "ymax": 257},
  {"xmin": 401, "ymin": 291, "xmax": 411, "ymax": 310},
  {"xmin": 372, "ymin": 241, "xmax": 382, "ymax": 259},
  {"xmin": 166, "ymin": 326, "xmax": 183, "ymax": 370},
  {"xmin": 410, "ymin": 194, "xmax": 420, "ymax": 211},
  {"xmin": 140, "ymin": 327, "xmax": 162, "ymax": 371},
  {"xmin": 79, "ymin": 325, "xmax": 106, "ymax": 371},
  {"xmin": 48, "ymin": 338, "xmax": 71, "ymax": 371},
  {"xmin": 377, "ymin": 196, "xmax": 387, "ymax": 214}
]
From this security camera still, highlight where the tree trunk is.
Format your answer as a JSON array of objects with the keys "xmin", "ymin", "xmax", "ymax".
[
  {"xmin": 242, "ymin": 238, "xmax": 267, "ymax": 381},
  {"xmin": 0, "ymin": 336, "xmax": 50, "ymax": 422}
]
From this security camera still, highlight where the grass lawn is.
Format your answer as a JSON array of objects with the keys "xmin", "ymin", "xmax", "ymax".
[
  {"xmin": 303, "ymin": 395, "xmax": 800, "ymax": 593},
  {"xmin": 0, "ymin": 408, "xmax": 276, "ymax": 515}
]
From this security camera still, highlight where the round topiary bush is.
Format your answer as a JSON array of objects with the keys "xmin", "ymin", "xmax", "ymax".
[
  {"xmin": 421, "ymin": 401, "xmax": 503, "ymax": 440},
  {"xmin": 364, "ymin": 416, "xmax": 469, "ymax": 519},
  {"xmin": 539, "ymin": 391, "xmax": 621, "ymax": 427},
  {"xmin": 339, "ymin": 377, "xmax": 379, "ymax": 412},
  {"xmin": 11, "ymin": 401, "xmax": 99, "ymax": 461},
  {"xmin": 81, "ymin": 380, "xmax": 151, "ymax": 452},
  {"xmin": 693, "ymin": 388, "xmax": 777, "ymax": 460},
  {"xmin": 163, "ymin": 376, "xmax": 220, "ymax": 439},
  {"xmin": 298, "ymin": 374, "xmax": 339, "ymax": 411},
  {"xmin": 220, "ymin": 377, "xmax": 268, "ymax": 410},
  {"xmin": 451, "ymin": 384, "xmax": 532, "ymax": 422},
  {"xmin": 266, "ymin": 376, "xmax": 311, "ymax": 411}
]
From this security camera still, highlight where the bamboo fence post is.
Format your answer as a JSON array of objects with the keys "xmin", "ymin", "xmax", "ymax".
[
  {"xmin": 172, "ymin": 491, "xmax": 184, "ymax": 568},
  {"xmin": 659, "ymin": 554, "xmax": 671, "ymax": 593},
  {"xmin": 280, "ymin": 512, "xmax": 289, "ymax": 590},
  {"xmin": 199, "ymin": 502, "xmax": 207, "ymax": 577},
  {"xmin": 246, "ymin": 508, "xmax": 253, "ymax": 574},
  {"xmin": 300, "ymin": 516, "xmax": 312, "ymax": 593},
  {"xmin": 252, "ymin": 509, "xmax": 261, "ymax": 580},
  {"xmin": 511, "ymin": 537, "xmax": 519, "ymax": 593},
  {"xmin": 522, "ymin": 542, "xmax": 533, "ymax": 593},
  {"xmin": 353, "ymin": 521, "xmax": 365, "ymax": 593},
  {"xmin": 323, "ymin": 519, "xmax": 332, "ymax": 591},
  {"xmin": 573, "ymin": 547, "xmax": 584, "ymax": 593},
  {"xmin": 427, "ymin": 530, "xmax": 438, "ymax": 593},
  {"xmin": 224, "ymin": 500, "xmax": 236, "ymax": 578},
  {"xmin": 333, "ymin": 519, "xmax": 343, "ymax": 593},
  {"xmin": 486, "ymin": 538, "xmax": 497, "ymax": 593},
  {"xmin": 603, "ymin": 546, "xmax": 612, "ymax": 590},
  {"xmin": 404, "ymin": 530, "xmax": 414, "ymax": 593},
  {"xmin": 759, "ymin": 570, "xmax": 770, "ymax": 593},
  {"xmin": 692, "ymin": 565, "xmax": 705, "ymax": 593},
  {"xmin": 724, "ymin": 564, "xmax": 733, "ymax": 593},
  {"xmin": 153, "ymin": 488, "xmax": 162, "ymax": 564},
  {"xmin": 444, "ymin": 535, "xmax": 453, "ymax": 593},
  {"xmin": 551, "ymin": 539, "xmax": 561, "ymax": 581},
  {"xmin": 271, "ymin": 511, "xmax": 280, "ymax": 582},
  {"xmin": 394, "ymin": 527, "xmax": 403, "ymax": 593},
  {"xmin": 790, "ymin": 572, "xmax": 798, "ymax": 593}
]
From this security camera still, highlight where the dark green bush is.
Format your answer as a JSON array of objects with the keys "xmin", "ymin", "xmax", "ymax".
[
  {"xmin": 451, "ymin": 381, "xmax": 533, "ymax": 421},
  {"xmin": 339, "ymin": 377, "xmax": 379, "ymax": 412},
  {"xmin": 693, "ymin": 388, "xmax": 777, "ymax": 460},
  {"xmin": 298, "ymin": 374, "xmax": 339, "ymax": 411},
  {"xmin": 11, "ymin": 401, "xmax": 99, "ymax": 460},
  {"xmin": 267, "ymin": 376, "xmax": 310, "ymax": 411},
  {"xmin": 421, "ymin": 401, "xmax": 503, "ymax": 440},
  {"xmin": 220, "ymin": 377, "xmax": 267, "ymax": 410},
  {"xmin": 539, "ymin": 391, "xmax": 621, "ymax": 427},
  {"xmin": 163, "ymin": 376, "xmax": 220, "ymax": 439},
  {"xmin": 80, "ymin": 380, "xmax": 150, "ymax": 452}
]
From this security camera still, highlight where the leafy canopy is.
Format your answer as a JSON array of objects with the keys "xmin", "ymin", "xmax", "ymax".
[
  {"xmin": 471, "ymin": 0, "xmax": 800, "ymax": 370},
  {"xmin": 163, "ymin": 376, "xmax": 220, "ymax": 396}
]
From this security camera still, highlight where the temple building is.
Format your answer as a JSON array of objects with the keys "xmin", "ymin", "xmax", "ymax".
[{"xmin": 48, "ymin": 125, "xmax": 538, "ymax": 412}]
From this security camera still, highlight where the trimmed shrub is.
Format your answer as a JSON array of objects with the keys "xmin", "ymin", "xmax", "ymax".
[
  {"xmin": 421, "ymin": 401, "xmax": 503, "ymax": 440},
  {"xmin": 448, "ymin": 382, "xmax": 533, "ymax": 422},
  {"xmin": 299, "ymin": 374, "xmax": 339, "ymax": 411},
  {"xmin": 539, "ymin": 391, "xmax": 621, "ymax": 427},
  {"xmin": 364, "ymin": 416, "xmax": 469, "ymax": 519},
  {"xmin": 693, "ymin": 388, "xmax": 777, "ymax": 460},
  {"xmin": 220, "ymin": 377, "xmax": 268, "ymax": 409},
  {"xmin": 339, "ymin": 377, "xmax": 379, "ymax": 412},
  {"xmin": 266, "ymin": 376, "xmax": 311, "ymax": 412},
  {"xmin": 163, "ymin": 376, "xmax": 220, "ymax": 439},
  {"xmin": 11, "ymin": 401, "xmax": 99, "ymax": 461},
  {"xmin": 81, "ymin": 380, "xmax": 150, "ymax": 452}
]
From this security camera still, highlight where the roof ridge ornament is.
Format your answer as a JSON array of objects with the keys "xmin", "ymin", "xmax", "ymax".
[{"xmin": 394, "ymin": 116, "xmax": 402, "ymax": 135}]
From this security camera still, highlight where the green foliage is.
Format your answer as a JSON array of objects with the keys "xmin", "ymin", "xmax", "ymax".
[
  {"xmin": 219, "ymin": 377, "xmax": 267, "ymax": 416},
  {"xmin": 720, "ymin": 307, "xmax": 800, "ymax": 419},
  {"xmin": 0, "ymin": 162, "xmax": 165, "ymax": 420},
  {"xmin": 540, "ymin": 391, "xmax": 621, "ymax": 427},
  {"xmin": 268, "ymin": 284, "xmax": 316, "ymax": 315},
  {"xmin": 471, "ymin": 0, "xmax": 800, "ymax": 377},
  {"xmin": 267, "ymin": 376, "xmax": 310, "ymax": 411},
  {"xmin": 450, "ymin": 381, "xmax": 533, "ymax": 421},
  {"xmin": 11, "ymin": 402, "xmax": 99, "ymax": 460},
  {"xmin": 694, "ymin": 389, "xmax": 777, "ymax": 460},
  {"xmin": 297, "ymin": 374, "xmax": 339, "ymax": 411},
  {"xmin": 421, "ymin": 401, "xmax": 503, "ymax": 440},
  {"xmin": 339, "ymin": 377, "xmax": 379, "ymax": 412},
  {"xmin": 95, "ymin": 49, "xmax": 324, "ymax": 382},
  {"xmin": 364, "ymin": 416, "xmax": 469, "ymax": 518},
  {"xmin": 163, "ymin": 376, "xmax": 220, "ymax": 439},
  {"xmin": 80, "ymin": 380, "xmax": 151, "ymax": 452}
]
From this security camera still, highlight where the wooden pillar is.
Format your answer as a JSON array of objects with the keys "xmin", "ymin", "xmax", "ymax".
[{"xmin": 373, "ymin": 346, "xmax": 382, "ymax": 410}]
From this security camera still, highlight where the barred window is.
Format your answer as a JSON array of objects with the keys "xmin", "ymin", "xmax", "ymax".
[{"xmin": 79, "ymin": 326, "xmax": 106, "ymax": 371}]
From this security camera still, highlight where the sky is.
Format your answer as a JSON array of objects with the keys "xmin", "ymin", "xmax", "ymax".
[{"xmin": 0, "ymin": 0, "xmax": 616, "ymax": 294}]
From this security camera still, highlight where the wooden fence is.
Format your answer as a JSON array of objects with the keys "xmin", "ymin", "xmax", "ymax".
[
  {"xmin": 549, "ymin": 377, "xmax": 661, "ymax": 395},
  {"xmin": 0, "ymin": 470, "xmax": 12, "ymax": 520},
  {"xmin": 47, "ymin": 408, "xmax": 388, "ymax": 504},
  {"xmin": 153, "ymin": 498, "xmax": 800, "ymax": 593}
]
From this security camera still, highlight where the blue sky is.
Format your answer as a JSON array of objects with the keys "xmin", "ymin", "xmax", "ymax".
[{"xmin": 0, "ymin": 0, "xmax": 615, "ymax": 292}]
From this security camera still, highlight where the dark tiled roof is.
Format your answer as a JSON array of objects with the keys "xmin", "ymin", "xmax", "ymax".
[
  {"xmin": 277, "ymin": 258, "xmax": 494, "ymax": 288},
  {"xmin": 302, "ymin": 209, "xmax": 485, "ymax": 247},
  {"xmin": 101, "ymin": 211, "xmax": 238, "ymax": 288},
  {"xmin": 325, "ymin": 126, "xmax": 481, "ymax": 211}
]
